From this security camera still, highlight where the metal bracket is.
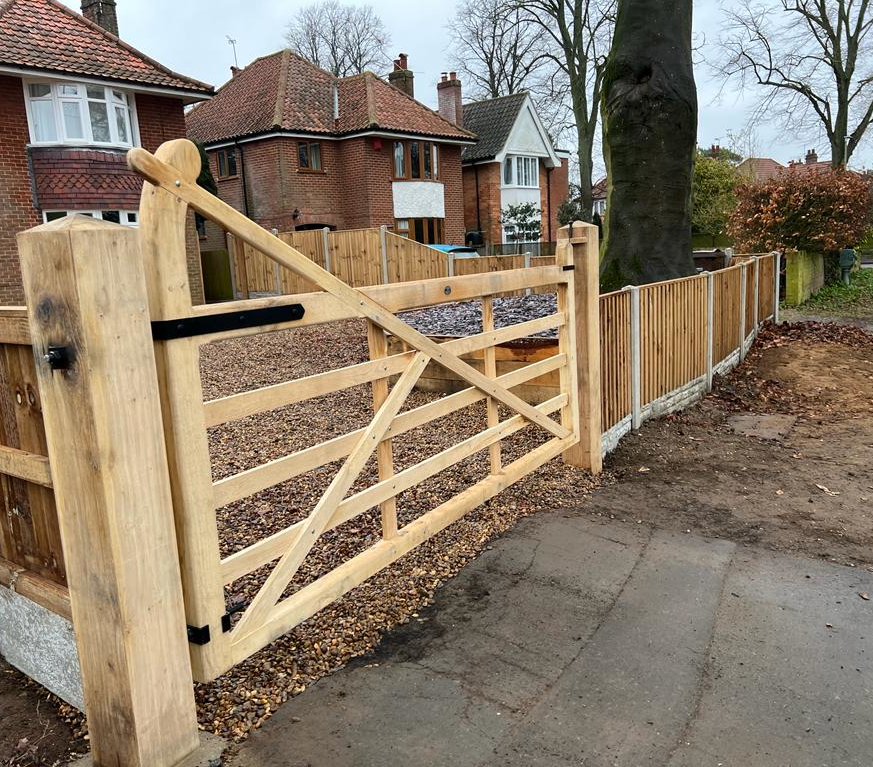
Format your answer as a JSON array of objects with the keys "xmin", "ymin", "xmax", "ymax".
[
  {"xmin": 561, "ymin": 265, "xmax": 575, "ymax": 272},
  {"xmin": 152, "ymin": 304, "xmax": 305, "ymax": 341},
  {"xmin": 188, "ymin": 601, "xmax": 247, "ymax": 644},
  {"xmin": 186, "ymin": 624, "xmax": 211, "ymax": 646}
]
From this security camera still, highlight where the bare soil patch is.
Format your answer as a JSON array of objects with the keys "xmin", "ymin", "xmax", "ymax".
[
  {"xmin": 587, "ymin": 322, "xmax": 873, "ymax": 566},
  {"xmin": 0, "ymin": 663, "xmax": 82, "ymax": 766}
]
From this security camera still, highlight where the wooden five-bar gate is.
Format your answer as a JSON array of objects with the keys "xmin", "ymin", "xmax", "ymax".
[
  {"xmin": 8, "ymin": 140, "xmax": 601, "ymax": 766},
  {"xmin": 0, "ymin": 138, "xmax": 781, "ymax": 766}
]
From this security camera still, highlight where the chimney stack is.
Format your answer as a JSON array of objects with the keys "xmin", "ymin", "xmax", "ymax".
[
  {"xmin": 388, "ymin": 53, "xmax": 414, "ymax": 99},
  {"xmin": 805, "ymin": 148, "xmax": 818, "ymax": 165},
  {"xmin": 437, "ymin": 71, "xmax": 463, "ymax": 127},
  {"xmin": 81, "ymin": 0, "xmax": 118, "ymax": 36}
]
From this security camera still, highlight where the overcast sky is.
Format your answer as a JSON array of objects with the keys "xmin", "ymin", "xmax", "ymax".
[{"xmin": 61, "ymin": 0, "xmax": 873, "ymax": 171}]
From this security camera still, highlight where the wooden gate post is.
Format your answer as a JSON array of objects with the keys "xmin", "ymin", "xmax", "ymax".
[
  {"xmin": 556, "ymin": 221, "xmax": 602, "ymax": 473},
  {"xmin": 17, "ymin": 217, "xmax": 200, "ymax": 766}
]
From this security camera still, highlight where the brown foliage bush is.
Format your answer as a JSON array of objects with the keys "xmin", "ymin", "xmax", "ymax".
[{"xmin": 728, "ymin": 168, "xmax": 873, "ymax": 253}]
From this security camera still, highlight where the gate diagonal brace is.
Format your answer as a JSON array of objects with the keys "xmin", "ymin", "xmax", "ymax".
[{"xmin": 127, "ymin": 143, "xmax": 569, "ymax": 442}]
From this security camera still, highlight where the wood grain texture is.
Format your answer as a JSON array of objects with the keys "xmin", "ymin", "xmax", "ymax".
[{"xmin": 18, "ymin": 215, "xmax": 199, "ymax": 767}]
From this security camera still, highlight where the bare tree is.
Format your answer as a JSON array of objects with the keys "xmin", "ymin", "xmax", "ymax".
[
  {"xmin": 285, "ymin": 0, "xmax": 391, "ymax": 77},
  {"xmin": 716, "ymin": 0, "xmax": 873, "ymax": 168},
  {"xmin": 515, "ymin": 0, "xmax": 617, "ymax": 222},
  {"xmin": 448, "ymin": 0, "xmax": 546, "ymax": 99}
]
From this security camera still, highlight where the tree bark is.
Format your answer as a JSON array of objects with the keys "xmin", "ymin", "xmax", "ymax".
[{"xmin": 599, "ymin": 0, "xmax": 697, "ymax": 290}]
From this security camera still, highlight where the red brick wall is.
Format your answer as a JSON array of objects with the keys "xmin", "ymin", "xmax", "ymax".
[
  {"xmin": 540, "ymin": 157, "xmax": 569, "ymax": 243},
  {"xmin": 204, "ymin": 135, "xmax": 466, "ymax": 244},
  {"xmin": 462, "ymin": 161, "xmax": 502, "ymax": 247},
  {"xmin": 0, "ymin": 79, "xmax": 203, "ymax": 305},
  {"xmin": 0, "ymin": 76, "xmax": 41, "ymax": 304}
]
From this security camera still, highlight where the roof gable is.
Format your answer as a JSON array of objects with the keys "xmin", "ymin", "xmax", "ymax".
[
  {"xmin": 461, "ymin": 92, "xmax": 526, "ymax": 162},
  {"xmin": 0, "ymin": 0, "xmax": 211, "ymax": 96},
  {"xmin": 187, "ymin": 50, "xmax": 475, "ymax": 146},
  {"xmin": 500, "ymin": 98, "xmax": 559, "ymax": 166}
]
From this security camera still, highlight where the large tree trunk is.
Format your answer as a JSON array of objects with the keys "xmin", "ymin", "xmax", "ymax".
[{"xmin": 599, "ymin": 0, "xmax": 698, "ymax": 290}]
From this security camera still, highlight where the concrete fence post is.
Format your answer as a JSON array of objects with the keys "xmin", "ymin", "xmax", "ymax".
[
  {"xmin": 624, "ymin": 284, "xmax": 642, "ymax": 429},
  {"xmin": 705, "ymin": 272, "xmax": 714, "ymax": 391},
  {"xmin": 753, "ymin": 256, "xmax": 760, "ymax": 334},
  {"xmin": 524, "ymin": 251, "xmax": 532, "ymax": 296},
  {"xmin": 322, "ymin": 226, "xmax": 331, "ymax": 274},
  {"xmin": 379, "ymin": 224, "xmax": 389, "ymax": 285},
  {"xmin": 447, "ymin": 251, "xmax": 455, "ymax": 278},
  {"xmin": 17, "ymin": 217, "xmax": 201, "ymax": 766},
  {"xmin": 739, "ymin": 262, "xmax": 748, "ymax": 360},
  {"xmin": 774, "ymin": 251, "xmax": 782, "ymax": 323},
  {"xmin": 271, "ymin": 227, "xmax": 282, "ymax": 294}
]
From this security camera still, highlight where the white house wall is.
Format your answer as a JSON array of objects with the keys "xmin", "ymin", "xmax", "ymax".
[
  {"xmin": 392, "ymin": 181, "xmax": 446, "ymax": 219},
  {"xmin": 501, "ymin": 186, "xmax": 541, "ymax": 209}
]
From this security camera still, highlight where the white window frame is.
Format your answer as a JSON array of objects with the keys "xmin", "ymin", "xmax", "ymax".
[
  {"xmin": 502, "ymin": 155, "xmax": 539, "ymax": 189},
  {"xmin": 42, "ymin": 210, "xmax": 139, "ymax": 227},
  {"xmin": 24, "ymin": 79, "xmax": 140, "ymax": 149}
]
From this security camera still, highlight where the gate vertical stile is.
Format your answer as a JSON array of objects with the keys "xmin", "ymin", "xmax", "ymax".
[
  {"xmin": 366, "ymin": 320, "xmax": 399, "ymax": 539},
  {"xmin": 138, "ymin": 140, "xmax": 231, "ymax": 681}
]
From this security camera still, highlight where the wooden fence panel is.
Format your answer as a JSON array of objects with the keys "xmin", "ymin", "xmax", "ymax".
[
  {"xmin": 639, "ymin": 276, "xmax": 707, "ymax": 405},
  {"xmin": 278, "ymin": 232, "xmax": 324, "ymax": 294},
  {"xmin": 454, "ymin": 255, "xmax": 527, "ymax": 296},
  {"xmin": 386, "ymin": 233, "xmax": 447, "ymax": 283},
  {"xmin": 599, "ymin": 291, "xmax": 631, "ymax": 430},
  {"xmin": 0, "ymin": 322, "xmax": 63, "ymax": 586},
  {"xmin": 712, "ymin": 266, "xmax": 742, "ymax": 364},
  {"xmin": 330, "ymin": 229, "xmax": 383, "ymax": 287},
  {"xmin": 757, "ymin": 254, "xmax": 775, "ymax": 319}
]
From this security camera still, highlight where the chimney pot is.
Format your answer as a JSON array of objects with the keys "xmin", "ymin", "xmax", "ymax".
[
  {"xmin": 81, "ymin": 0, "xmax": 119, "ymax": 37},
  {"xmin": 230, "ymin": 66, "xmax": 241, "ymax": 78},
  {"xmin": 449, "ymin": 71, "xmax": 457, "ymax": 80},
  {"xmin": 805, "ymin": 148, "xmax": 818, "ymax": 164},
  {"xmin": 388, "ymin": 53, "xmax": 414, "ymax": 98}
]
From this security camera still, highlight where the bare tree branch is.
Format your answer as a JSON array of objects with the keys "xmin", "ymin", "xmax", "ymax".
[
  {"xmin": 713, "ymin": 0, "xmax": 873, "ymax": 166},
  {"xmin": 285, "ymin": 0, "xmax": 391, "ymax": 77}
]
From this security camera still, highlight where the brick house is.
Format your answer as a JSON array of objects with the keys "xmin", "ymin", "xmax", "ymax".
[
  {"xmin": 450, "ymin": 89, "xmax": 570, "ymax": 248},
  {"xmin": 186, "ymin": 51, "xmax": 476, "ymax": 250},
  {"xmin": 0, "ymin": 0, "xmax": 213, "ymax": 304}
]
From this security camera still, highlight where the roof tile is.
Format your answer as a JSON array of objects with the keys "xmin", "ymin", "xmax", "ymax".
[
  {"xmin": 186, "ymin": 50, "xmax": 475, "ymax": 145},
  {"xmin": 0, "ymin": 0, "xmax": 212, "ymax": 95}
]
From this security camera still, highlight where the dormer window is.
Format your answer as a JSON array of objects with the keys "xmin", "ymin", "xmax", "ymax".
[
  {"xmin": 502, "ymin": 155, "xmax": 539, "ymax": 188},
  {"xmin": 25, "ymin": 80, "xmax": 137, "ymax": 148}
]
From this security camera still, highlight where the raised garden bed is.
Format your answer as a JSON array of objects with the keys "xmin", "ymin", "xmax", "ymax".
[{"xmin": 394, "ymin": 295, "xmax": 561, "ymax": 404}]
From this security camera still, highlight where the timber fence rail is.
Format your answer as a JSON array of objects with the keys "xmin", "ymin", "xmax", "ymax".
[{"xmin": 230, "ymin": 226, "xmax": 558, "ymax": 298}]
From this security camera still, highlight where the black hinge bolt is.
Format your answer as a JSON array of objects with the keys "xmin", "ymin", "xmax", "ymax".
[{"xmin": 44, "ymin": 346, "xmax": 72, "ymax": 371}]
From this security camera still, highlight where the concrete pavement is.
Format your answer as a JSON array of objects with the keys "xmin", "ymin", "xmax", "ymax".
[{"xmin": 229, "ymin": 513, "xmax": 873, "ymax": 767}]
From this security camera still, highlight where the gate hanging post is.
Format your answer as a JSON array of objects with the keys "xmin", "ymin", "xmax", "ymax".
[
  {"xmin": 17, "ymin": 217, "xmax": 201, "ymax": 766},
  {"xmin": 556, "ymin": 221, "xmax": 602, "ymax": 473}
]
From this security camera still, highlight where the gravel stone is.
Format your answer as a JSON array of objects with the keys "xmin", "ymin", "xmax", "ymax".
[{"xmin": 401, "ymin": 293, "xmax": 559, "ymax": 338}]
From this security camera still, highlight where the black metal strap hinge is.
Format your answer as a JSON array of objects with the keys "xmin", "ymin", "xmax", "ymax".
[
  {"xmin": 562, "ymin": 265, "xmax": 575, "ymax": 272},
  {"xmin": 153, "ymin": 304, "xmax": 305, "ymax": 341},
  {"xmin": 186, "ymin": 623, "xmax": 211, "ymax": 646},
  {"xmin": 187, "ymin": 602, "xmax": 247, "ymax": 645}
]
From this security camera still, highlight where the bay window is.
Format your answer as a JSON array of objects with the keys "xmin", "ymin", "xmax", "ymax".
[
  {"xmin": 43, "ymin": 210, "xmax": 139, "ymax": 226},
  {"xmin": 393, "ymin": 141, "xmax": 439, "ymax": 180},
  {"xmin": 502, "ymin": 155, "xmax": 539, "ymax": 188},
  {"xmin": 26, "ymin": 81, "xmax": 137, "ymax": 148}
]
